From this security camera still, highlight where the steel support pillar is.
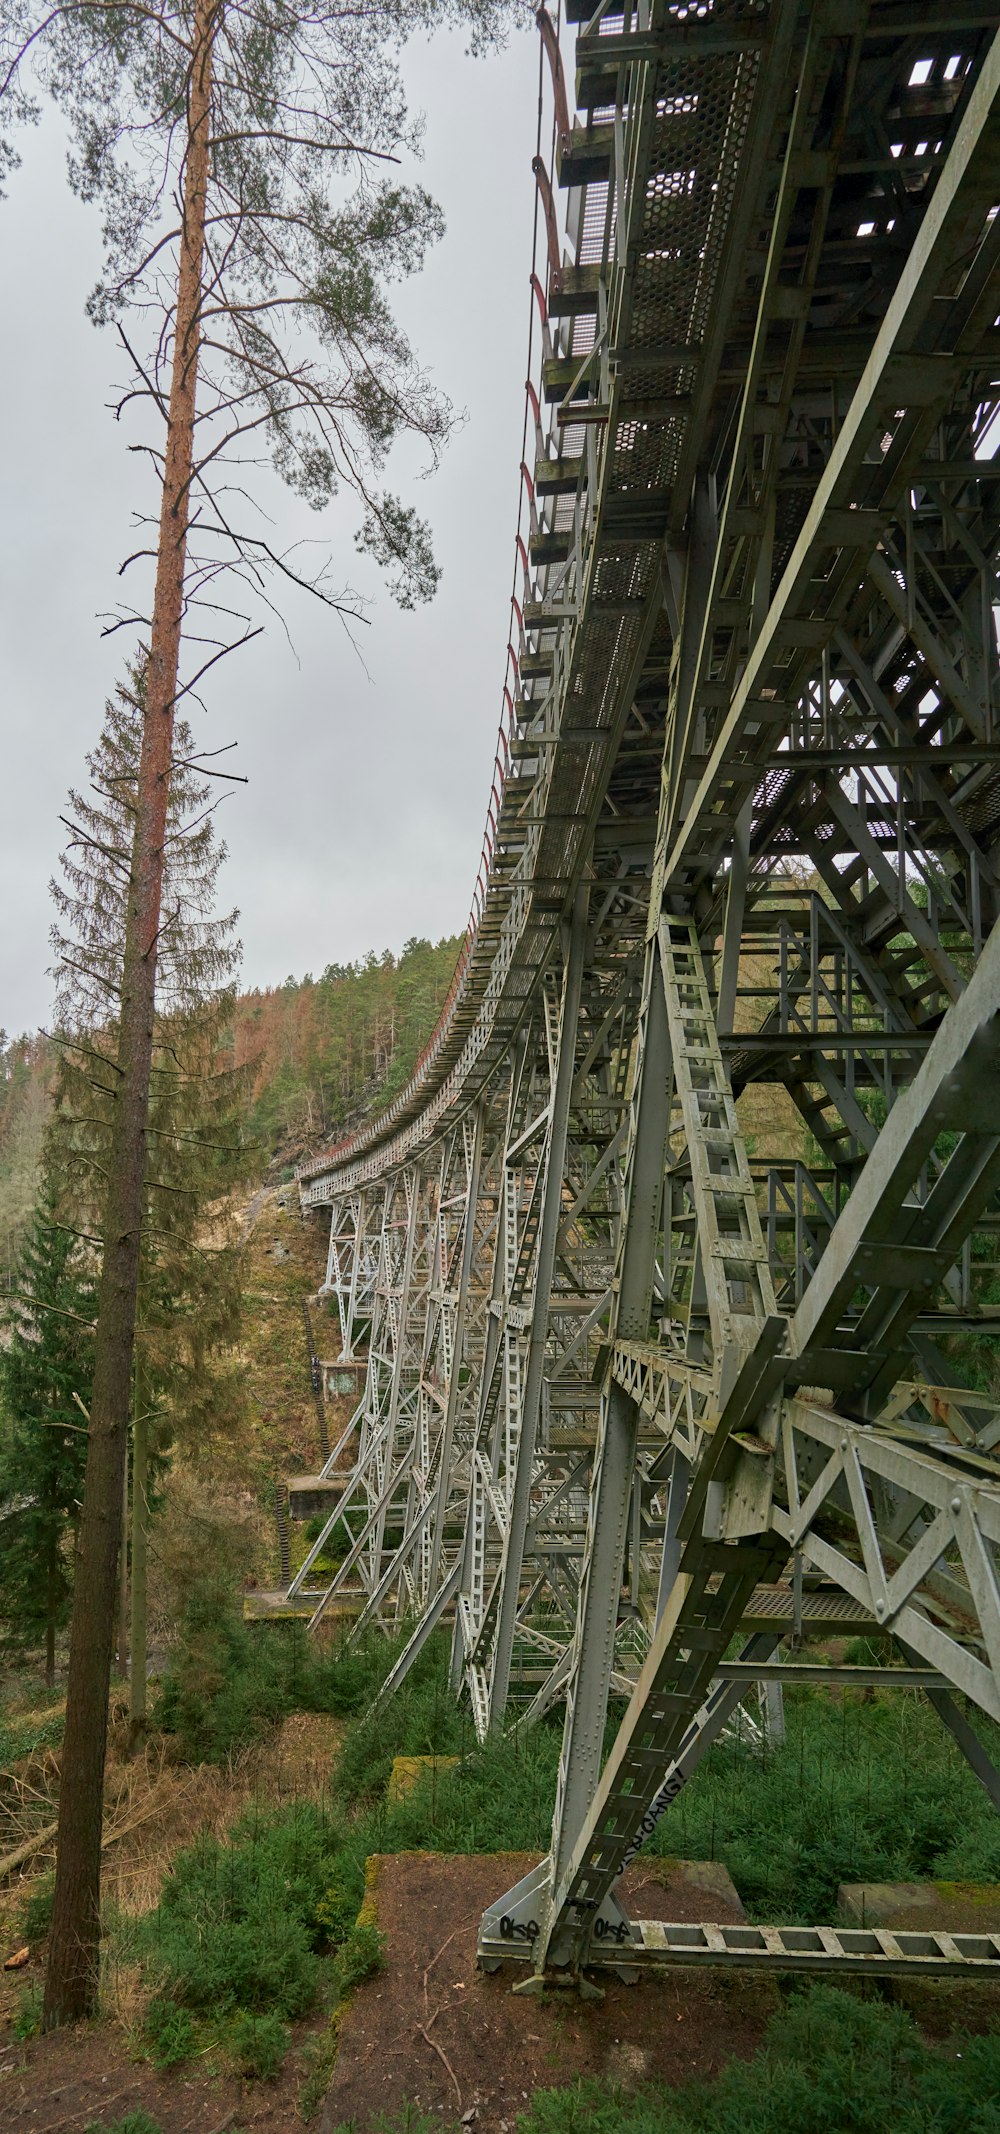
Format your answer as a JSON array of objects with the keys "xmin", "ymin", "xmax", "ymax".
[{"xmin": 489, "ymin": 887, "xmax": 590, "ymax": 1731}]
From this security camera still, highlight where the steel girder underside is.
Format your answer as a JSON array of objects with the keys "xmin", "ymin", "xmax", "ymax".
[{"xmin": 290, "ymin": 3, "xmax": 1000, "ymax": 1983}]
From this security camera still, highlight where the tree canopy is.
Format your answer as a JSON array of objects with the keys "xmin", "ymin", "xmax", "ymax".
[{"xmin": 3, "ymin": 0, "xmax": 521, "ymax": 628}]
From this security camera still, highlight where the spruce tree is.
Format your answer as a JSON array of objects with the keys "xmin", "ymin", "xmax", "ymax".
[
  {"xmin": 44, "ymin": 667, "xmax": 252, "ymax": 2000},
  {"xmin": 0, "ymin": 1195, "xmax": 95, "ymax": 1686},
  {"xmin": 51, "ymin": 666, "xmax": 253, "ymax": 1732}
]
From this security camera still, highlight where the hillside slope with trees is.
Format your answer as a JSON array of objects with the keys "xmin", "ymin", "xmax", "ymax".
[
  {"xmin": 0, "ymin": 931, "xmax": 464, "ymax": 1265},
  {"xmin": 233, "ymin": 932, "xmax": 464, "ymax": 1162}
]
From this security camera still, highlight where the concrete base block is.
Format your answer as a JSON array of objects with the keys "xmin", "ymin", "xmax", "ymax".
[
  {"xmin": 388, "ymin": 1754, "xmax": 461, "ymax": 1806},
  {"xmin": 634, "ymin": 1856, "xmax": 747, "ymax": 1921},
  {"xmin": 287, "ymin": 1474, "xmax": 346, "ymax": 1519}
]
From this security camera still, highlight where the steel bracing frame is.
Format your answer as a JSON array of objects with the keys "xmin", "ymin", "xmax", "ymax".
[{"xmin": 289, "ymin": 1, "xmax": 1000, "ymax": 1982}]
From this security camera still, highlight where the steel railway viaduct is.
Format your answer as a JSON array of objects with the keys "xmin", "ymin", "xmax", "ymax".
[{"xmin": 286, "ymin": 1, "xmax": 1000, "ymax": 1986}]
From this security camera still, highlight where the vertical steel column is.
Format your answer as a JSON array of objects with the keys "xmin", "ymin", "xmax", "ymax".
[
  {"xmin": 655, "ymin": 1447, "xmax": 690, "ymax": 1628},
  {"xmin": 430, "ymin": 1100, "xmax": 486, "ymax": 1585},
  {"xmin": 450, "ymin": 1047, "xmax": 526, "ymax": 1694},
  {"xmin": 324, "ymin": 1197, "xmax": 341, "ymax": 1308},
  {"xmin": 489, "ymin": 888, "xmax": 590, "ymax": 1732},
  {"xmin": 545, "ymin": 947, "xmax": 673, "ymax": 1903},
  {"xmin": 716, "ymin": 797, "xmax": 752, "ymax": 1031},
  {"xmin": 345, "ymin": 1192, "xmax": 370, "ymax": 1361},
  {"xmin": 368, "ymin": 1167, "xmax": 421, "ymax": 1593}
]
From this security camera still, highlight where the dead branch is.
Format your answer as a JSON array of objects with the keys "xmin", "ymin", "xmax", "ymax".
[
  {"xmin": 415, "ymin": 2013, "xmax": 462, "ymax": 2111},
  {"xmin": 0, "ymin": 1822, "xmax": 58, "ymax": 1883}
]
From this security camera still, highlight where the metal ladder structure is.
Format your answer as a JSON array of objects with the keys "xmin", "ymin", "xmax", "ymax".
[{"xmin": 289, "ymin": 0, "xmax": 1000, "ymax": 1983}]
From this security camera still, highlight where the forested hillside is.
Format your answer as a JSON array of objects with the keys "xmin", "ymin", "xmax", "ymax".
[
  {"xmin": 232, "ymin": 931, "xmax": 463, "ymax": 1159},
  {"xmin": 0, "ymin": 933, "xmax": 463, "ymax": 1270}
]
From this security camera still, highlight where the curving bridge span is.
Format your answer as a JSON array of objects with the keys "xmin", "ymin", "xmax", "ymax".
[{"xmin": 290, "ymin": 1, "xmax": 1000, "ymax": 1983}]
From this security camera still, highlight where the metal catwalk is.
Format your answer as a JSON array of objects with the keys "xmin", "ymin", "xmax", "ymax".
[{"xmin": 291, "ymin": 1, "xmax": 1000, "ymax": 1984}]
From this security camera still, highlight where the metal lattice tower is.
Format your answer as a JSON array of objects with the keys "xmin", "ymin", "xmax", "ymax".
[{"xmin": 289, "ymin": 2, "xmax": 1000, "ymax": 1985}]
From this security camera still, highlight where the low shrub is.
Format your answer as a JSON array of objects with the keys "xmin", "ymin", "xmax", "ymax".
[
  {"xmin": 332, "ymin": 1918, "xmax": 385, "ymax": 1997},
  {"xmin": 84, "ymin": 2116, "xmax": 162, "ymax": 2134},
  {"xmin": 154, "ymin": 1585, "xmax": 399, "ymax": 1763},
  {"xmin": 331, "ymin": 1642, "xmax": 1000, "ymax": 1927},
  {"xmin": 143, "ymin": 1995, "xmax": 197, "ymax": 2068},
  {"xmin": 296, "ymin": 1919, "xmax": 385, "ymax": 2118},
  {"xmin": 515, "ymin": 1985, "xmax": 1000, "ymax": 2133},
  {"xmin": 154, "ymin": 1586, "xmax": 301, "ymax": 1763},
  {"xmin": 335, "ymin": 1636, "xmax": 615, "ymax": 1858},
  {"xmin": 299, "ymin": 2029, "xmax": 340, "ymax": 2123},
  {"xmin": 231, "ymin": 2007, "xmax": 289, "ymax": 2079},
  {"xmin": 645, "ymin": 1688, "xmax": 1000, "ymax": 1919},
  {"xmin": 143, "ymin": 1800, "xmax": 363, "ymax": 2029},
  {"xmin": 11, "ymin": 1981, "xmax": 43, "ymax": 2039}
]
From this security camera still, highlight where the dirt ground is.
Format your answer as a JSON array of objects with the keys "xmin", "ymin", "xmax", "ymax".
[
  {"xmin": 321, "ymin": 1852, "xmax": 780, "ymax": 2134},
  {"xmin": 0, "ymin": 1715, "xmax": 345, "ymax": 2133},
  {"xmin": 0, "ymin": 2008, "xmax": 331, "ymax": 2133}
]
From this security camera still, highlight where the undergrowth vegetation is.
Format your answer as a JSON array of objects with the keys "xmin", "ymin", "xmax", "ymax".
[
  {"xmin": 153, "ymin": 1586, "xmax": 383, "ymax": 1764},
  {"xmin": 643, "ymin": 1686, "xmax": 1000, "ymax": 1917},
  {"xmin": 153, "ymin": 1601, "xmax": 1000, "ymax": 1925},
  {"xmin": 349, "ymin": 1988, "xmax": 1000, "ymax": 2134},
  {"xmin": 13, "ymin": 1601, "xmax": 1000, "ymax": 2096},
  {"xmin": 137, "ymin": 1798, "xmax": 379, "ymax": 2072},
  {"xmin": 328, "ymin": 1635, "xmax": 1000, "ymax": 1924},
  {"xmin": 0, "ymin": 1698, "xmax": 65, "ymax": 1773}
]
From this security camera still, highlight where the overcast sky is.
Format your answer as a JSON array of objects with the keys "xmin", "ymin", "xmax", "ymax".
[{"xmin": 0, "ymin": 22, "xmax": 542, "ymax": 1035}]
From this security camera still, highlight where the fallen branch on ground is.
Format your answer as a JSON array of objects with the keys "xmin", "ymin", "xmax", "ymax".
[
  {"xmin": 0, "ymin": 1772, "xmax": 201, "ymax": 1884},
  {"xmin": 415, "ymin": 2014, "xmax": 462, "ymax": 2110}
]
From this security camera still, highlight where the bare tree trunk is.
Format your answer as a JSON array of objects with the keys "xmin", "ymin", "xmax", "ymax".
[
  {"xmin": 117, "ymin": 1449, "xmax": 129, "ymax": 1681},
  {"xmin": 129, "ymin": 1406, "xmax": 149, "ymax": 1738},
  {"xmin": 43, "ymin": 0, "xmax": 216, "ymax": 2027},
  {"xmin": 45, "ymin": 1533, "xmax": 56, "ymax": 1692}
]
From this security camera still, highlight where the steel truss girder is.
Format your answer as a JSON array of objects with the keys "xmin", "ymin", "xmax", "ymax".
[
  {"xmin": 280, "ymin": 1, "xmax": 1000, "ymax": 1989},
  {"xmin": 482, "ymin": 10, "xmax": 1000, "ymax": 1981},
  {"xmin": 299, "ymin": 883, "xmax": 646, "ymax": 1731}
]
